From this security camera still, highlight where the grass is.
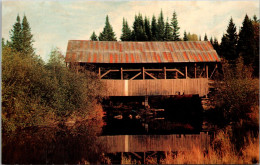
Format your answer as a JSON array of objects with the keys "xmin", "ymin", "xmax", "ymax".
[
  {"xmin": 115, "ymin": 131, "xmax": 259, "ymax": 164},
  {"xmin": 158, "ymin": 131, "xmax": 259, "ymax": 164}
]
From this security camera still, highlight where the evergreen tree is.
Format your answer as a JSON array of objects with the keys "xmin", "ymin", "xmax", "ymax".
[
  {"xmin": 199, "ymin": 35, "xmax": 201, "ymax": 41},
  {"xmin": 21, "ymin": 15, "xmax": 34, "ymax": 56},
  {"xmin": 90, "ymin": 31, "xmax": 98, "ymax": 41},
  {"xmin": 2, "ymin": 38, "xmax": 5, "ymax": 47},
  {"xmin": 220, "ymin": 34, "xmax": 228, "ymax": 58},
  {"xmin": 144, "ymin": 16, "xmax": 152, "ymax": 41},
  {"xmin": 220, "ymin": 17, "xmax": 238, "ymax": 61},
  {"xmin": 10, "ymin": 15, "xmax": 22, "ymax": 52},
  {"xmin": 99, "ymin": 15, "xmax": 117, "ymax": 41},
  {"xmin": 164, "ymin": 18, "xmax": 172, "ymax": 41},
  {"xmin": 210, "ymin": 37, "xmax": 213, "ymax": 45},
  {"xmin": 157, "ymin": 10, "xmax": 165, "ymax": 41},
  {"xmin": 183, "ymin": 31, "xmax": 188, "ymax": 41},
  {"xmin": 120, "ymin": 18, "xmax": 132, "ymax": 41},
  {"xmin": 204, "ymin": 33, "xmax": 208, "ymax": 41},
  {"xmin": 237, "ymin": 14, "xmax": 255, "ymax": 65},
  {"xmin": 171, "ymin": 11, "xmax": 180, "ymax": 41},
  {"xmin": 132, "ymin": 14, "xmax": 147, "ymax": 41},
  {"xmin": 151, "ymin": 15, "xmax": 158, "ymax": 41},
  {"xmin": 213, "ymin": 37, "xmax": 220, "ymax": 54},
  {"xmin": 252, "ymin": 15, "xmax": 259, "ymax": 77}
]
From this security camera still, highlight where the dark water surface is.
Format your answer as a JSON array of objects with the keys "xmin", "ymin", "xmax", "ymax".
[
  {"xmin": 102, "ymin": 95, "xmax": 203, "ymax": 135},
  {"xmin": 3, "ymin": 95, "xmax": 206, "ymax": 164},
  {"xmin": 2, "ymin": 124, "xmax": 105, "ymax": 164}
]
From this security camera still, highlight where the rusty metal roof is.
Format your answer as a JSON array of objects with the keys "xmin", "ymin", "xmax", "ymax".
[{"xmin": 65, "ymin": 40, "xmax": 220, "ymax": 63}]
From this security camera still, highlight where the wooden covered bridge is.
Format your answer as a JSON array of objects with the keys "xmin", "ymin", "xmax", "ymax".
[
  {"xmin": 65, "ymin": 40, "xmax": 220, "ymax": 97},
  {"xmin": 65, "ymin": 41, "xmax": 219, "ymax": 159}
]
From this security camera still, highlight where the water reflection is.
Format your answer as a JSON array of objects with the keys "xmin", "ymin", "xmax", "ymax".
[
  {"xmin": 2, "ymin": 121, "xmax": 105, "ymax": 164},
  {"xmin": 102, "ymin": 95, "xmax": 203, "ymax": 135},
  {"xmin": 3, "ymin": 95, "xmax": 205, "ymax": 163}
]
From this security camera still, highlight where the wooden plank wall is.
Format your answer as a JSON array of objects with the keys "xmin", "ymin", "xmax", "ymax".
[
  {"xmin": 98, "ymin": 132, "xmax": 210, "ymax": 153},
  {"xmin": 102, "ymin": 78, "xmax": 209, "ymax": 97}
]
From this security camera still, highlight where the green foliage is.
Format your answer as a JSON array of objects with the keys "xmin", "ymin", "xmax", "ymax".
[
  {"xmin": 204, "ymin": 33, "xmax": 208, "ymax": 41},
  {"xmin": 213, "ymin": 37, "xmax": 220, "ymax": 54},
  {"xmin": 90, "ymin": 31, "xmax": 98, "ymax": 41},
  {"xmin": 220, "ymin": 17, "xmax": 238, "ymax": 62},
  {"xmin": 237, "ymin": 14, "xmax": 256, "ymax": 66},
  {"xmin": 151, "ymin": 15, "xmax": 158, "ymax": 41},
  {"xmin": 210, "ymin": 37, "xmax": 213, "ymax": 44},
  {"xmin": 10, "ymin": 15, "xmax": 22, "ymax": 52},
  {"xmin": 214, "ymin": 57, "xmax": 258, "ymax": 124},
  {"xmin": 171, "ymin": 11, "xmax": 180, "ymax": 41},
  {"xmin": 2, "ymin": 47, "xmax": 104, "ymax": 133},
  {"xmin": 144, "ymin": 16, "xmax": 152, "ymax": 41},
  {"xmin": 183, "ymin": 31, "xmax": 188, "ymax": 41},
  {"xmin": 46, "ymin": 48, "xmax": 104, "ymax": 118},
  {"xmin": 9, "ymin": 15, "xmax": 35, "ymax": 56},
  {"xmin": 21, "ymin": 15, "xmax": 35, "ymax": 56},
  {"xmin": 131, "ymin": 14, "xmax": 148, "ymax": 41},
  {"xmin": 157, "ymin": 10, "xmax": 165, "ymax": 41},
  {"xmin": 187, "ymin": 32, "xmax": 199, "ymax": 41},
  {"xmin": 99, "ymin": 15, "xmax": 117, "ymax": 41},
  {"xmin": 252, "ymin": 15, "xmax": 259, "ymax": 77},
  {"xmin": 213, "ymin": 57, "xmax": 259, "ymax": 150},
  {"xmin": 164, "ymin": 18, "xmax": 172, "ymax": 41},
  {"xmin": 2, "ymin": 47, "xmax": 51, "ymax": 133},
  {"xmin": 120, "ymin": 18, "xmax": 132, "ymax": 41}
]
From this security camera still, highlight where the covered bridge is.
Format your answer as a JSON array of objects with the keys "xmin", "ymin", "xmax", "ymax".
[{"xmin": 65, "ymin": 41, "xmax": 220, "ymax": 97}]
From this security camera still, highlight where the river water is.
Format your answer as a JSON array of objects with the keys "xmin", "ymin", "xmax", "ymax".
[{"xmin": 3, "ymin": 95, "xmax": 207, "ymax": 164}]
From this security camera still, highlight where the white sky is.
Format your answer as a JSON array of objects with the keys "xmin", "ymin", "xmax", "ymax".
[{"xmin": 2, "ymin": 0, "xmax": 259, "ymax": 62}]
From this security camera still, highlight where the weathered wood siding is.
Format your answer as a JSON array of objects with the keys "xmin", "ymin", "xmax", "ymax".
[
  {"xmin": 102, "ymin": 78, "xmax": 208, "ymax": 97},
  {"xmin": 98, "ymin": 132, "xmax": 210, "ymax": 153}
]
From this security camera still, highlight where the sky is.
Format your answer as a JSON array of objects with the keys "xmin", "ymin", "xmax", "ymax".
[{"xmin": 2, "ymin": 0, "xmax": 259, "ymax": 62}]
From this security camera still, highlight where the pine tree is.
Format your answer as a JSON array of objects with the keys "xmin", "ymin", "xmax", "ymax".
[
  {"xmin": 220, "ymin": 17, "xmax": 238, "ymax": 61},
  {"xmin": 99, "ymin": 15, "xmax": 117, "ymax": 41},
  {"xmin": 204, "ymin": 33, "xmax": 208, "ymax": 41},
  {"xmin": 132, "ymin": 14, "xmax": 147, "ymax": 41},
  {"xmin": 171, "ymin": 11, "xmax": 180, "ymax": 41},
  {"xmin": 21, "ymin": 15, "xmax": 34, "ymax": 56},
  {"xmin": 164, "ymin": 18, "xmax": 172, "ymax": 41},
  {"xmin": 144, "ymin": 16, "xmax": 152, "ymax": 41},
  {"xmin": 151, "ymin": 15, "xmax": 158, "ymax": 41},
  {"xmin": 237, "ymin": 14, "xmax": 255, "ymax": 65},
  {"xmin": 120, "ymin": 18, "xmax": 132, "ymax": 41},
  {"xmin": 213, "ymin": 37, "xmax": 220, "ymax": 54},
  {"xmin": 90, "ymin": 31, "xmax": 98, "ymax": 41},
  {"xmin": 210, "ymin": 37, "xmax": 213, "ymax": 45},
  {"xmin": 157, "ymin": 10, "xmax": 165, "ymax": 41},
  {"xmin": 220, "ymin": 34, "xmax": 228, "ymax": 58},
  {"xmin": 10, "ymin": 15, "xmax": 22, "ymax": 52},
  {"xmin": 252, "ymin": 15, "xmax": 259, "ymax": 77},
  {"xmin": 183, "ymin": 31, "xmax": 188, "ymax": 41}
]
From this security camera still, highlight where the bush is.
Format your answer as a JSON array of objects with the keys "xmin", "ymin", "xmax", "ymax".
[
  {"xmin": 212, "ymin": 57, "xmax": 259, "ymax": 150},
  {"xmin": 2, "ymin": 47, "xmax": 104, "ymax": 133}
]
